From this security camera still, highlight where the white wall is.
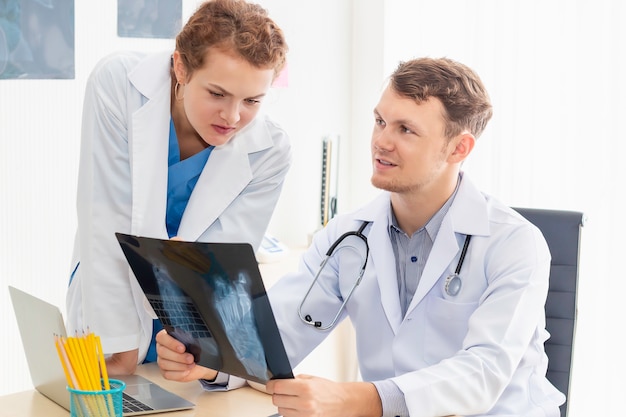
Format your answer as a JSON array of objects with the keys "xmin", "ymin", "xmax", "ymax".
[{"xmin": 255, "ymin": 0, "xmax": 353, "ymax": 246}]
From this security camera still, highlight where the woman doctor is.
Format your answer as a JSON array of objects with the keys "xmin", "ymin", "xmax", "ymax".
[
  {"xmin": 156, "ymin": 57, "xmax": 565, "ymax": 417},
  {"xmin": 66, "ymin": 0, "xmax": 290, "ymax": 376}
]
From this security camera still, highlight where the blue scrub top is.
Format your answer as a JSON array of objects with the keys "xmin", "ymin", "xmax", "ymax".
[
  {"xmin": 145, "ymin": 119, "xmax": 213, "ymax": 363},
  {"xmin": 166, "ymin": 118, "xmax": 214, "ymax": 237}
]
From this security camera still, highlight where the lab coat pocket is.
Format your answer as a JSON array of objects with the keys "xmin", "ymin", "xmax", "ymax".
[{"xmin": 423, "ymin": 296, "xmax": 477, "ymax": 364}]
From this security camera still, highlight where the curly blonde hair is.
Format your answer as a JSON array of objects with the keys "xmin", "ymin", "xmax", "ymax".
[{"xmin": 175, "ymin": 0, "xmax": 288, "ymax": 79}]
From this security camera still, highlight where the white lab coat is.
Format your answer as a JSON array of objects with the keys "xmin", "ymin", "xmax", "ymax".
[
  {"xmin": 66, "ymin": 51, "xmax": 291, "ymax": 362},
  {"xmin": 269, "ymin": 174, "xmax": 565, "ymax": 417}
]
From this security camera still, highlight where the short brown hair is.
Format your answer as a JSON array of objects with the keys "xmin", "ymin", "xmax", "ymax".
[
  {"xmin": 175, "ymin": 0, "xmax": 288, "ymax": 79},
  {"xmin": 390, "ymin": 57, "xmax": 493, "ymax": 139}
]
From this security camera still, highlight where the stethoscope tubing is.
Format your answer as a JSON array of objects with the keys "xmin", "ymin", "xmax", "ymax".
[
  {"xmin": 298, "ymin": 222, "xmax": 370, "ymax": 330},
  {"xmin": 455, "ymin": 235, "xmax": 472, "ymax": 275},
  {"xmin": 298, "ymin": 221, "xmax": 472, "ymax": 330}
]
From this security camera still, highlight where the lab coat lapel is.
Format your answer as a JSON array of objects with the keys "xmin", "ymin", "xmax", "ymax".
[
  {"xmin": 408, "ymin": 219, "xmax": 459, "ymax": 309},
  {"xmin": 176, "ymin": 137, "xmax": 251, "ymax": 241},
  {"xmin": 130, "ymin": 71, "xmax": 171, "ymax": 238},
  {"xmin": 360, "ymin": 194, "xmax": 404, "ymax": 333},
  {"xmin": 405, "ymin": 174, "xmax": 490, "ymax": 313}
]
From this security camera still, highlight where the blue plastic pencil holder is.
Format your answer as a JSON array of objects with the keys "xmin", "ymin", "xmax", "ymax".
[{"xmin": 67, "ymin": 379, "xmax": 126, "ymax": 417}]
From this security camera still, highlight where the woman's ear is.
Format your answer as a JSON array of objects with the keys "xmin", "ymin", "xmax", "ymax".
[
  {"xmin": 449, "ymin": 132, "xmax": 475, "ymax": 163},
  {"xmin": 172, "ymin": 51, "xmax": 187, "ymax": 83}
]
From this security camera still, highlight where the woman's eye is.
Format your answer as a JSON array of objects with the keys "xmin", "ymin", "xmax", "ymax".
[
  {"xmin": 245, "ymin": 99, "xmax": 261, "ymax": 105},
  {"xmin": 375, "ymin": 118, "xmax": 385, "ymax": 126},
  {"xmin": 210, "ymin": 91, "xmax": 224, "ymax": 98},
  {"xmin": 400, "ymin": 126, "xmax": 413, "ymax": 134}
]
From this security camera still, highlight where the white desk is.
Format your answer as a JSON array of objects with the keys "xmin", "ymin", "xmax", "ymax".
[
  {"xmin": 0, "ymin": 363, "xmax": 279, "ymax": 417},
  {"xmin": 0, "ymin": 248, "xmax": 356, "ymax": 416}
]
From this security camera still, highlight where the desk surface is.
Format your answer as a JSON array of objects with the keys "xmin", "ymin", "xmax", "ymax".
[{"xmin": 0, "ymin": 363, "xmax": 278, "ymax": 417}]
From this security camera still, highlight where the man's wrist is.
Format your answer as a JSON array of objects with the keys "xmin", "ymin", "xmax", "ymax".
[{"xmin": 345, "ymin": 382, "xmax": 383, "ymax": 417}]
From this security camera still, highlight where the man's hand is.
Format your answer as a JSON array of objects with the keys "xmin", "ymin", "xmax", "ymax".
[
  {"xmin": 155, "ymin": 329, "xmax": 218, "ymax": 382},
  {"xmin": 106, "ymin": 349, "xmax": 138, "ymax": 375},
  {"xmin": 266, "ymin": 375, "xmax": 382, "ymax": 417}
]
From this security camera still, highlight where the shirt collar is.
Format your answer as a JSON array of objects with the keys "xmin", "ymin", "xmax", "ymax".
[{"xmin": 388, "ymin": 174, "xmax": 462, "ymax": 240}]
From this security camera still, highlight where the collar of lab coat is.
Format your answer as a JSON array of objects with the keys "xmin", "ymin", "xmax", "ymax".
[
  {"xmin": 351, "ymin": 173, "xmax": 491, "ymax": 328},
  {"xmin": 126, "ymin": 51, "xmax": 274, "ymax": 241}
]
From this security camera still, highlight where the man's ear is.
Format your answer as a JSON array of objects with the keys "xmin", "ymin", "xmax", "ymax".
[{"xmin": 449, "ymin": 132, "xmax": 475, "ymax": 163}]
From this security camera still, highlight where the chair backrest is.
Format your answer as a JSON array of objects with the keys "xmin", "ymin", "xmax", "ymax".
[{"xmin": 512, "ymin": 207, "xmax": 585, "ymax": 417}]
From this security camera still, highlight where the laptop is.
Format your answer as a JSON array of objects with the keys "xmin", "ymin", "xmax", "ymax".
[
  {"xmin": 8, "ymin": 285, "xmax": 195, "ymax": 416},
  {"xmin": 115, "ymin": 233, "xmax": 294, "ymax": 385}
]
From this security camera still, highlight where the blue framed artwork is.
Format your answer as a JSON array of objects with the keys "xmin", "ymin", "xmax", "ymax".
[
  {"xmin": 0, "ymin": 0, "xmax": 74, "ymax": 79},
  {"xmin": 118, "ymin": 0, "xmax": 182, "ymax": 39}
]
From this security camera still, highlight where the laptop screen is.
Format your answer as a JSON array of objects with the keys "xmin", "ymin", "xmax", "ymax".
[{"xmin": 115, "ymin": 233, "xmax": 294, "ymax": 385}]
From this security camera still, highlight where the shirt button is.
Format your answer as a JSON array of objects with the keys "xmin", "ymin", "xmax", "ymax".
[{"xmin": 410, "ymin": 256, "xmax": 417, "ymax": 262}]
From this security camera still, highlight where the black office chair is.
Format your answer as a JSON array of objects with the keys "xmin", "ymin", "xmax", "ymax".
[{"xmin": 512, "ymin": 207, "xmax": 585, "ymax": 417}]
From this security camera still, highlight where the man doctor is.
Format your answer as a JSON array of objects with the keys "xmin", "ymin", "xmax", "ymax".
[{"xmin": 155, "ymin": 57, "xmax": 566, "ymax": 417}]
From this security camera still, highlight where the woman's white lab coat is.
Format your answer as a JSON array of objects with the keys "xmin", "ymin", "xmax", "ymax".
[
  {"xmin": 269, "ymin": 174, "xmax": 565, "ymax": 417},
  {"xmin": 66, "ymin": 51, "xmax": 291, "ymax": 362}
]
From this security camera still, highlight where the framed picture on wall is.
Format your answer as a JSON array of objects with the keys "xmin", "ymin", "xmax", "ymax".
[
  {"xmin": 117, "ymin": 0, "xmax": 182, "ymax": 39},
  {"xmin": 0, "ymin": 0, "xmax": 74, "ymax": 80}
]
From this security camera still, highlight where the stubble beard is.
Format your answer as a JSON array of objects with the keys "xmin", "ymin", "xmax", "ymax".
[{"xmin": 371, "ymin": 175, "xmax": 422, "ymax": 194}]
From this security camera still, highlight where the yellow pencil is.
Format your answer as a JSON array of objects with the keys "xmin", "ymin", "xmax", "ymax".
[
  {"xmin": 53, "ymin": 335, "xmax": 75, "ymax": 389},
  {"xmin": 82, "ymin": 332, "xmax": 109, "ymax": 416},
  {"xmin": 95, "ymin": 335, "xmax": 111, "ymax": 390},
  {"xmin": 55, "ymin": 330, "xmax": 123, "ymax": 416},
  {"xmin": 66, "ymin": 336, "xmax": 91, "ymax": 390},
  {"xmin": 58, "ymin": 337, "xmax": 79, "ymax": 388},
  {"xmin": 80, "ymin": 332, "xmax": 100, "ymax": 390},
  {"xmin": 94, "ymin": 335, "xmax": 116, "ymax": 417},
  {"xmin": 63, "ymin": 336, "xmax": 97, "ymax": 416},
  {"xmin": 86, "ymin": 332, "xmax": 98, "ymax": 371}
]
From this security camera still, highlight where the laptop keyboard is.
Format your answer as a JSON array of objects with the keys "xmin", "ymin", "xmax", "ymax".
[
  {"xmin": 122, "ymin": 392, "xmax": 154, "ymax": 413},
  {"xmin": 147, "ymin": 294, "xmax": 213, "ymax": 339}
]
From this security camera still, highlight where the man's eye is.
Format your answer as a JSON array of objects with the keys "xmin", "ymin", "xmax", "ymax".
[{"xmin": 401, "ymin": 126, "xmax": 413, "ymax": 134}]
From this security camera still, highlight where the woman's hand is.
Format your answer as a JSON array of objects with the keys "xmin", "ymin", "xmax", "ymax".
[
  {"xmin": 106, "ymin": 349, "xmax": 138, "ymax": 375},
  {"xmin": 155, "ymin": 329, "xmax": 218, "ymax": 382}
]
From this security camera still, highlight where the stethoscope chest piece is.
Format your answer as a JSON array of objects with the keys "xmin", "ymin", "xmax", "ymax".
[
  {"xmin": 444, "ymin": 273, "xmax": 462, "ymax": 296},
  {"xmin": 444, "ymin": 234, "xmax": 472, "ymax": 297}
]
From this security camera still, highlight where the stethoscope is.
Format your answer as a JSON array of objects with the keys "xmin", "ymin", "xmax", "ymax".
[
  {"xmin": 298, "ymin": 221, "xmax": 369, "ymax": 330},
  {"xmin": 298, "ymin": 221, "xmax": 472, "ymax": 330},
  {"xmin": 444, "ymin": 234, "xmax": 472, "ymax": 297}
]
